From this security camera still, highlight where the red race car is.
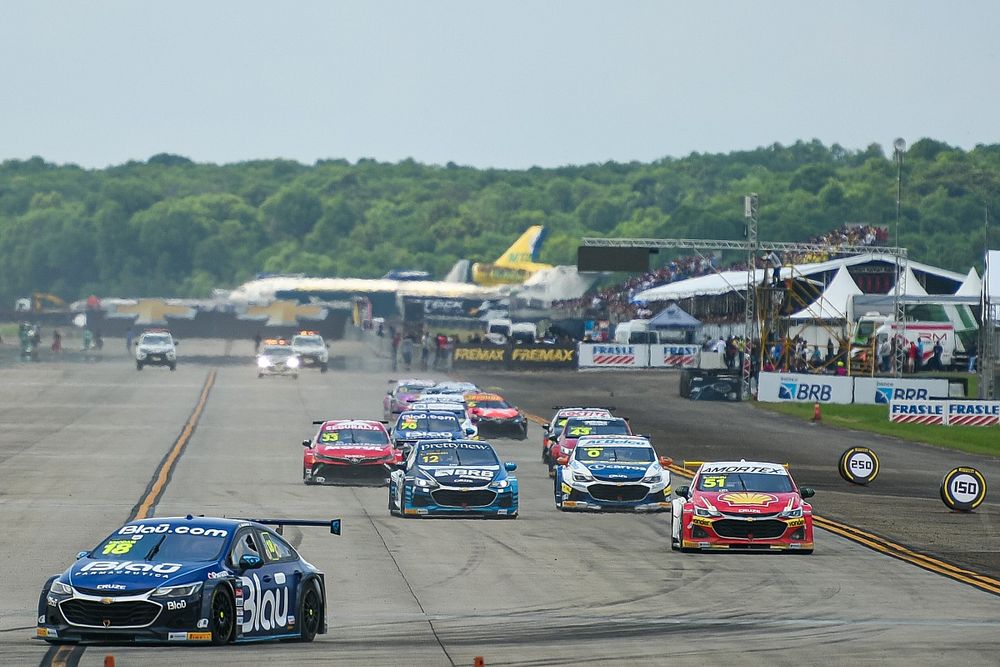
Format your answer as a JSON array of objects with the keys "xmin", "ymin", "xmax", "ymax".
[
  {"xmin": 547, "ymin": 416, "xmax": 631, "ymax": 477},
  {"xmin": 464, "ymin": 392, "xmax": 528, "ymax": 440},
  {"xmin": 302, "ymin": 419, "xmax": 401, "ymax": 485},
  {"xmin": 542, "ymin": 407, "xmax": 614, "ymax": 464},
  {"xmin": 671, "ymin": 460, "xmax": 815, "ymax": 553}
]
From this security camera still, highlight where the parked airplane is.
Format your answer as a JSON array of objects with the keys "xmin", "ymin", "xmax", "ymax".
[{"xmin": 468, "ymin": 226, "xmax": 554, "ymax": 286}]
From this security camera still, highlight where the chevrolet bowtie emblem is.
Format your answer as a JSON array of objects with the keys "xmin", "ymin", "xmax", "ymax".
[{"xmin": 100, "ymin": 598, "xmax": 113, "ymax": 605}]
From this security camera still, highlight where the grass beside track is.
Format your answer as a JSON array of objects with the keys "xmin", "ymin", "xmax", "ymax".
[{"xmin": 754, "ymin": 401, "xmax": 1000, "ymax": 457}]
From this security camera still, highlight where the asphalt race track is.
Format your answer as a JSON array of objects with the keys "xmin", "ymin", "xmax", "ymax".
[{"xmin": 1, "ymin": 340, "xmax": 998, "ymax": 666}]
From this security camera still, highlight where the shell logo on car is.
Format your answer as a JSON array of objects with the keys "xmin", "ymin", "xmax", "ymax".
[{"xmin": 717, "ymin": 492, "xmax": 779, "ymax": 506}]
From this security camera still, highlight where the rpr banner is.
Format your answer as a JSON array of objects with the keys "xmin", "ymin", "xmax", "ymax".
[
  {"xmin": 648, "ymin": 344, "xmax": 700, "ymax": 369},
  {"xmin": 889, "ymin": 400, "xmax": 1000, "ymax": 426},
  {"xmin": 756, "ymin": 372, "xmax": 854, "ymax": 404},
  {"xmin": 853, "ymin": 377, "xmax": 950, "ymax": 405},
  {"xmin": 578, "ymin": 343, "xmax": 649, "ymax": 368}
]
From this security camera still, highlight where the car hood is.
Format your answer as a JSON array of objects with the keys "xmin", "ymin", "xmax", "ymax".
[
  {"xmin": 578, "ymin": 461, "xmax": 651, "ymax": 482},
  {"xmin": 66, "ymin": 558, "xmax": 218, "ymax": 593},
  {"xmin": 139, "ymin": 344, "xmax": 173, "ymax": 353},
  {"xmin": 420, "ymin": 465, "xmax": 500, "ymax": 487},
  {"xmin": 316, "ymin": 443, "xmax": 393, "ymax": 459},
  {"xmin": 694, "ymin": 491, "xmax": 799, "ymax": 514}
]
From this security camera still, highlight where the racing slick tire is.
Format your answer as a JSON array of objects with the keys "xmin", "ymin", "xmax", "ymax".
[
  {"xmin": 293, "ymin": 373, "xmax": 299, "ymax": 379},
  {"xmin": 298, "ymin": 581, "xmax": 323, "ymax": 642},
  {"xmin": 209, "ymin": 586, "xmax": 236, "ymax": 645},
  {"xmin": 547, "ymin": 462, "xmax": 555, "ymax": 479},
  {"xmin": 388, "ymin": 482, "xmax": 401, "ymax": 516},
  {"xmin": 320, "ymin": 363, "xmax": 328, "ymax": 373},
  {"xmin": 516, "ymin": 425, "xmax": 528, "ymax": 440},
  {"xmin": 169, "ymin": 362, "xmax": 176, "ymax": 371},
  {"xmin": 136, "ymin": 361, "xmax": 143, "ymax": 370}
]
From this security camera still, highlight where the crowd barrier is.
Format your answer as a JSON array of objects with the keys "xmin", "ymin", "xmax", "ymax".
[
  {"xmin": 889, "ymin": 399, "xmax": 1000, "ymax": 426},
  {"xmin": 757, "ymin": 372, "xmax": 955, "ymax": 406},
  {"xmin": 451, "ymin": 344, "xmax": 577, "ymax": 370},
  {"xmin": 577, "ymin": 343, "xmax": 700, "ymax": 369}
]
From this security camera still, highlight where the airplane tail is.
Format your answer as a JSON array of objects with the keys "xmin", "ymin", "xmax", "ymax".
[{"xmin": 494, "ymin": 226, "xmax": 547, "ymax": 267}]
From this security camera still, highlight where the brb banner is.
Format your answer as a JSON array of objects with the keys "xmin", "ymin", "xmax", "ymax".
[
  {"xmin": 889, "ymin": 400, "xmax": 1000, "ymax": 426},
  {"xmin": 578, "ymin": 344, "xmax": 649, "ymax": 369},
  {"xmin": 853, "ymin": 377, "xmax": 950, "ymax": 405},
  {"xmin": 756, "ymin": 373, "xmax": 854, "ymax": 404}
]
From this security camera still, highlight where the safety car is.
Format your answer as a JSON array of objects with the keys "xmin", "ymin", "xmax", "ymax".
[
  {"xmin": 465, "ymin": 392, "xmax": 528, "ymax": 440},
  {"xmin": 290, "ymin": 331, "xmax": 329, "ymax": 372},
  {"xmin": 383, "ymin": 378, "xmax": 436, "ymax": 420},
  {"xmin": 37, "ymin": 515, "xmax": 340, "ymax": 645},
  {"xmin": 388, "ymin": 440, "xmax": 518, "ymax": 518},
  {"xmin": 547, "ymin": 416, "xmax": 631, "ymax": 476},
  {"xmin": 553, "ymin": 435, "xmax": 672, "ymax": 512},
  {"xmin": 302, "ymin": 419, "xmax": 399, "ymax": 485},
  {"xmin": 390, "ymin": 410, "xmax": 467, "ymax": 451},
  {"xmin": 135, "ymin": 329, "xmax": 178, "ymax": 371},
  {"xmin": 671, "ymin": 460, "xmax": 815, "ymax": 553},
  {"xmin": 542, "ymin": 407, "xmax": 614, "ymax": 464},
  {"xmin": 257, "ymin": 339, "xmax": 300, "ymax": 378}
]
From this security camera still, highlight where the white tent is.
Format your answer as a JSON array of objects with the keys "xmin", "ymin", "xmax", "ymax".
[
  {"xmin": 788, "ymin": 266, "xmax": 863, "ymax": 320},
  {"xmin": 954, "ymin": 267, "xmax": 982, "ymax": 297},
  {"xmin": 889, "ymin": 266, "xmax": 928, "ymax": 296}
]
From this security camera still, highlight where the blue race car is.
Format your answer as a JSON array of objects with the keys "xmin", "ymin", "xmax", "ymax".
[
  {"xmin": 388, "ymin": 440, "xmax": 518, "ymax": 518},
  {"xmin": 36, "ymin": 515, "xmax": 340, "ymax": 645},
  {"xmin": 553, "ymin": 435, "xmax": 672, "ymax": 512},
  {"xmin": 390, "ymin": 410, "xmax": 469, "ymax": 451}
]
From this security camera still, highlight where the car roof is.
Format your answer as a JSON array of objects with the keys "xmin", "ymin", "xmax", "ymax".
[
  {"xmin": 564, "ymin": 417, "xmax": 622, "ymax": 425},
  {"xmin": 321, "ymin": 419, "xmax": 386, "ymax": 429},
  {"xmin": 398, "ymin": 410, "xmax": 460, "ymax": 418},
  {"xmin": 121, "ymin": 516, "xmax": 248, "ymax": 532},
  {"xmin": 396, "ymin": 378, "xmax": 436, "ymax": 387},
  {"xmin": 697, "ymin": 461, "xmax": 789, "ymax": 475}
]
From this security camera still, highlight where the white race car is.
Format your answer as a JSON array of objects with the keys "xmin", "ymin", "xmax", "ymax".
[{"xmin": 553, "ymin": 435, "xmax": 671, "ymax": 512}]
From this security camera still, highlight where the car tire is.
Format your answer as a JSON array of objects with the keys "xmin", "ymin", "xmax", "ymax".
[
  {"xmin": 293, "ymin": 373, "xmax": 299, "ymax": 379},
  {"xmin": 303, "ymin": 467, "xmax": 316, "ymax": 485},
  {"xmin": 320, "ymin": 363, "xmax": 328, "ymax": 373},
  {"xmin": 209, "ymin": 586, "xmax": 236, "ymax": 645},
  {"xmin": 136, "ymin": 362, "xmax": 143, "ymax": 370},
  {"xmin": 298, "ymin": 582, "xmax": 322, "ymax": 642},
  {"xmin": 797, "ymin": 549, "xmax": 814, "ymax": 555},
  {"xmin": 547, "ymin": 463, "xmax": 555, "ymax": 479},
  {"xmin": 169, "ymin": 363, "xmax": 176, "ymax": 371}
]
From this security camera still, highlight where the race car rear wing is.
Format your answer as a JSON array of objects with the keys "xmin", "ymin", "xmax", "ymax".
[{"xmin": 236, "ymin": 518, "xmax": 342, "ymax": 536}]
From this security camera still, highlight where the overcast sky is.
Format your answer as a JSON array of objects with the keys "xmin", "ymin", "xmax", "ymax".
[{"xmin": 3, "ymin": 1, "xmax": 998, "ymax": 169}]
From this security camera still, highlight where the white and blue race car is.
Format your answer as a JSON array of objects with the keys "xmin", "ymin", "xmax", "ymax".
[
  {"xmin": 388, "ymin": 440, "xmax": 518, "ymax": 518},
  {"xmin": 553, "ymin": 435, "xmax": 672, "ymax": 512}
]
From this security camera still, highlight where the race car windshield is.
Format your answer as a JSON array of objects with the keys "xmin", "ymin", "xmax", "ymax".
[
  {"xmin": 469, "ymin": 399, "xmax": 511, "ymax": 409},
  {"xmin": 319, "ymin": 428, "xmax": 390, "ymax": 445},
  {"xmin": 696, "ymin": 473, "xmax": 794, "ymax": 493},
  {"xmin": 92, "ymin": 533, "xmax": 226, "ymax": 563},
  {"xmin": 142, "ymin": 334, "xmax": 171, "ymax": 345},
  {"xmin": 564, "ymin": 421, "xmax": 630, "ymax": 437},
  {"xmin": 399, "ymin": 384, "xmax": 432, "ymax": 394},
  {"xmin": 418, "ymin": 446, "xmax": 499, "ymax": 466},
  {"xmin": 397, "ymin": 415, "xmax": 461, "ymax": 432},
  {"xmin": 575, "ymin": 446, "xmax": 654, "ymax": 463}
]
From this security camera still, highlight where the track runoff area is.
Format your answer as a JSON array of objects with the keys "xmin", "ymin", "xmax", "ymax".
[{"xmin": 0, "ymin": 340, "xmax": 997, "ymax": 666}]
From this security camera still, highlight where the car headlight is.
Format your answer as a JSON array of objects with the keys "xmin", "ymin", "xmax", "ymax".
[
  {"xmin": 50, "ymin": 580, "xmax": 73, "ymax": 596},
  {"xmin": 641, "ymin": 468, "xmax": 664, "ymax": 484},
  {"xmin": 166, "ymin": 351, "xmax": 176, "ymax": 359},
  {"xmin": 137, "ymin": 352, "xmax": 147, "ymax": 360},
  {"xmin": 287, "ymin": 357, "xmax": 300, "ymax": 368},
  {"xmin": 489, "ymin": 478, "xmax": 510, "ymax": 489},
  {"xmin": 779, "ymin": 506, "xmax": 803, "ymax": 519},
  {"xmin": 572, "ymin": 469, "xmax": 593, "ymax": 482},
  {"xmin": 694, "ymin": 503, "xmax": 721, "ymax": 517},
  {"xmin": 257, "ymin": 358, "xmax": 270, "ymax": 368},
  {"xmin": 151, "ymin": 582, "xmax": 203, "ymax": 599},
  {"xmin": 413, "ymin": 476, "xmax": 438, "ymax": 489}
]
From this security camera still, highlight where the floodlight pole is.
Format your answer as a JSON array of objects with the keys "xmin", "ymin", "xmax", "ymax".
[
  {"xmin": 744, "ymin": 194, "xmax": 759, "ymax": 399},
  {"xmin": 892, "ymin": 139, "xmax": 907, "ymax": 378}
]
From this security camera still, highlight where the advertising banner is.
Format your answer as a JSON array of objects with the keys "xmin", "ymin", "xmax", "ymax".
[
  {"xmin": 888, "ymin": 400, "xmax": 946, "ymax": 424},
  {"xmin": 451, "ymin": 344, "xmax": 507, "ymax": 369},
  {"xmin": 508, "ymin": 345, "xmax": 577, "ymax": 370},
  {"xmin": 578, "ymin": 343, "xmax": 649, "ymax": 369},
  {"xmin": 853, "ymin": 377, "xmax": 950, "ymax": 405},
  {"xmin": 888, "ymin": 399, "xmax": 999, "ymax": 426},
  {"xmin": 649, "ymin": 344, "xmax": 700, "ymax": 368},
  {"xmin": 757, "ymin": 373, "xmax": 854, "ymax": 404},
  {"xmin": 945, "ymin": 401, "xmax": 1000, "ymax": 426}
]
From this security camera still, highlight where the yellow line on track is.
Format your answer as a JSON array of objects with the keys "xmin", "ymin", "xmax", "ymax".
[
  {"xmin": 50, "ymin": 646, "xmax": 72, "ymax": 667},
  {"xmin": 134, "ymin": 369, "xmax": 216, "ymax": 520},
  {"xmin": 528, "ymin": 411, "xmax": 1000, "ymax": 596}
]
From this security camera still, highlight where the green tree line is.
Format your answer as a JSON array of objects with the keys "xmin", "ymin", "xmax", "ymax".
[{"xmin": 1, "ymin": 139, "xmax": 998, "ymax": 304}]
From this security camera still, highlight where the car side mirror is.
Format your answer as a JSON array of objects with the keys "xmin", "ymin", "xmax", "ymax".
[
  {"xmin": 302, "ymin": 439, "xmax": 311, "ymax": 448},
  {"xmin": 465, "ymin": 427, "xmax": 476, "ymax": 437},
  {"xmin": 556, "ymin": 456, "xmax": 569, "ymax": 466},
  {"xmin": 659, "ymin": 456, "xmax": 673, "ymax": 467},
  {"xmin": 238, "ymin": 554, "xmax": 263, "ymax": 570},
  {"xmin": 76, "ymin": 551, "xmax": 89, "ymax": 560},
  {"xmin": 504, "ymin": 461, "xmax": 517, "ymax": 472},
  {"xmin": 800, "ymin": 487, "xmax": 815, "ymax": 499},
  {"xmin": 676, "ymin": 486, "xmax": 690, "ymax": 499}
]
